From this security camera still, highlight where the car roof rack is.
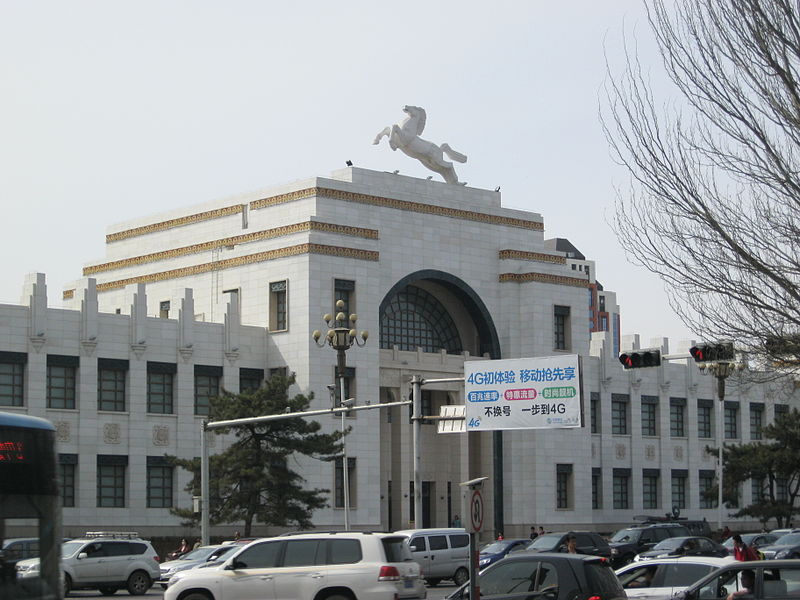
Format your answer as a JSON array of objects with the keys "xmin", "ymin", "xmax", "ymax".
[{"xmin": 84, "ymin": 531, "xmax": 140, "ymax": 539}]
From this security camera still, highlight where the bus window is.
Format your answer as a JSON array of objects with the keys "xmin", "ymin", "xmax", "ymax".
[{"xmin": 0, "ymin": 412, "xmax": 61, "ymax": 600}]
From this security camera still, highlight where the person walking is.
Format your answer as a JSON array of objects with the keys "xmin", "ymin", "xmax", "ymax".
[
  {"xmin": 452, "ymin": 514, "xmax": 462, "ymax": 527},
  {"xmin": 530, "ymin": 526, "xmax": 538, "ymax": 540},
  {"xmin": 731, "ymin": 535, "xmax": 759, "ymax": 561},
  {"xmin": 566, "ymin": 534, "xmax": 578, "ymax": 554}
]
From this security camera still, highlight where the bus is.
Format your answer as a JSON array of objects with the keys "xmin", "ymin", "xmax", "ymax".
[{"xmin": 0, "ymin": 412, "xmax": 61, "ymax": 600}]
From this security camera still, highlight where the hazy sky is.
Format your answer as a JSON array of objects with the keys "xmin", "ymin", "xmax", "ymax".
[{"xmin": 0, "ymin": 1, "xmax": 696, "ymax": 349}]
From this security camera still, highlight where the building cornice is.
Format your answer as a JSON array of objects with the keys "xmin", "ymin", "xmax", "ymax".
[
  {"xmin": 498, "ymin": 249, "xmax": 566, "ymax": 264},
  {"xmin": 499, "ymin": 272, "xmax": 590, "ymax": 288}
]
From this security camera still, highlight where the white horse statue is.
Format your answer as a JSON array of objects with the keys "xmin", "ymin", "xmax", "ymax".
[{"xmin": 373, "ymin": 106, "xmax": 467, "ymax": 185}]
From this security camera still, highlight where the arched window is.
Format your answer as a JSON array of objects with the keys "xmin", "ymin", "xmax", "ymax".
[{"xmin": 380, "ymin": 285, "xmax": 463, "ymax": 353}]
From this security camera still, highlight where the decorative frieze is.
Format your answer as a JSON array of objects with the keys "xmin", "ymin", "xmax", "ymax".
[
  {"xmin": 106, "ymin": 205, "xmax": 244, "ymax": 243},
  {"xmin": 153, "ymin": 426, "xmax": 169, "ymax": 447},
  {"xmin": 103, "ymin": 423, "xmax": 121, "ymax": 444},
  {"xmin": 55, "ymin": 421, "xmax": 70, "ymax": 442},
  {"xmin": 499, "ymin": 249, "xmax": 566, "ymax": 264},
  {"xmin": 499, "ymin": 272, "xmax": 590, "ymax": 288}
]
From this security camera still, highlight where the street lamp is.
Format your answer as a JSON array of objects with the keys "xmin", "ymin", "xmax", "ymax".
[
  {"xmin": 697, "ymin": 359, "xmax": 745, "ymax": 530},
  {"xmin": 313, "ymin": 299, "xmax": 368, "ymax": 530}
]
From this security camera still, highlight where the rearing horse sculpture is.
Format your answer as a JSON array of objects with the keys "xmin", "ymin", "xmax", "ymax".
[{"xmin": 373, "ymin": 106, "xmax": 467, "ymax": 185}]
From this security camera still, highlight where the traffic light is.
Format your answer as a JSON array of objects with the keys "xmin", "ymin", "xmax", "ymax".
[
  {"xmin": 618, "ymin": 348, "xmax": 662, "ymax": 369},
  {"xmin": 689, "ymin": 342, "xmax": 735, "ymax": 363}
]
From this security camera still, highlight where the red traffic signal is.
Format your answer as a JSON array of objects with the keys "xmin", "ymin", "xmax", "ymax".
[
  {"xmin": 619, "ymin": 349, "xmax": 661, "ymax": 369},
  {"xmin": 689, "ymin": 342, "xmax": 734, "ymax": 363}
]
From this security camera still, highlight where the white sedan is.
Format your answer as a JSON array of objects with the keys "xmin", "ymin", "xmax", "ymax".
[{"xmin": 616, "ymin": 555, "xmax": 736, "ymax": 599}]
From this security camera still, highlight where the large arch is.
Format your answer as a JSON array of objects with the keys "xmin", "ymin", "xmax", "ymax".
[{"xmin": 378, "ymin": 269, "xmax": 502, "ymax": 359}]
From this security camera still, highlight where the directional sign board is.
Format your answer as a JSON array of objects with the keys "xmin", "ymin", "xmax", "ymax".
[{"xmin": 464, "ymin": 355, "xmax": 582, "ymax": 431}]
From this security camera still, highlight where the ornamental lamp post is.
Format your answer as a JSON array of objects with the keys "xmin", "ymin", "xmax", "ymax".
[{"xmin": 312, "ymin": 299, "xmax": 368, "ymax": 530}]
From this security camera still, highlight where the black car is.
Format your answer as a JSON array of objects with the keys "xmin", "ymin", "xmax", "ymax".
[
  {"xmin": 526, "ymin": 531, "xmax": 612, "ymax": 559},
  {"xmin": 608, "ymin": 523, "xmax": 690, "ymax": 567},
  {"xmin": 445, "ymin": 552, "xmax": 626, "ymax": 600},
  {"xmin": 677, "ymin": 559, "xmax": 800, "ymax": 599},
  {"xmin": 634, "ymin": 536, "xmax": 728, "ymax": 561},
  {"xmin": 758, "ymin": 531, "xmax": 800, "ymax": 559}
]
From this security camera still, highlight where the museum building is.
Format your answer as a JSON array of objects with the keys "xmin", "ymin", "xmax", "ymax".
[{"xmin": 0, "ymin": 167, "xmax": 796, "ymax": 538}]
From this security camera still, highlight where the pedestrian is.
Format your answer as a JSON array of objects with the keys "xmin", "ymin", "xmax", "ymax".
[
  {"xmin": 530, "ymin": 526, "xmax": 538, "ymax": 540},
  {"xmin": 452, "ymin": 514, "xmax": 462, "ymax": 528},
  {"xmin": 192, "ymin": 539, "xmax": 201, "ymax": 550},
  {"xmin": 731, "ymin": 535, "xmax": 759, "ymax": 561},
  {"xmin": 565, "ymin": 534, "xmax": 578, "ymax": 554},
  {"xmin": 538, "ymin": 526, "xmax": 545, "ymax": 537},
  {"xmin": 726, "ymin": 569, "xmax": 755, "ymax": 600},
  {"xmin": 722, "ymin": 525, "xmax": 732, "ymax": 540},
  {"xmin": 234, "ymin": 530, "xmax": 241, "ymax": 540}
]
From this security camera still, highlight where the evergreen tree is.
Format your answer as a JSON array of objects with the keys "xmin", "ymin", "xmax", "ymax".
[{"xmin": 170, "ymin": 373, "xmax": 344, "ymax": 536}]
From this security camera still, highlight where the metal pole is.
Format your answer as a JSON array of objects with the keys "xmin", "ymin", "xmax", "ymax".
[
  {"xmin": 341, "ymin": 371, "xmax": 350, "ymax": 530},
  {"xmin": 717, "ymin": 374, "xmax": 725, "ymax": 531},
  {"xmin": 201, "ymin": 422, "xmax": 210, "ymax": 545},
  {"xmin": 412, "ymin": 375, "xmax": 422, "ymax": 527}
]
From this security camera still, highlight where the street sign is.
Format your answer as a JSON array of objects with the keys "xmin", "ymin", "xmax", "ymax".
[
  {"xmin": 469, "ymin": 489, "xmax": 484, "ymax": 533},
  {"xmin": 464, "ymin": 355, "xmax": 582, "ymax": 431}
]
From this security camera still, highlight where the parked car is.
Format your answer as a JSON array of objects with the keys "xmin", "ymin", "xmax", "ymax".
[
  {"xmin": 721, "ymin": 533, "xmax": 777, "ymax": 555},
  {"xmin": 768, "ymin": 527, "xmax": 799, "ymax": 538},
  {"xmin": 157, "ymin": 544, "xmax": 235, "ymax": 588},
  {"xmin": 478, "ymin": 538, "xmax": 530, "ymax": 568},
  {"xmin": 0, "ymin": 537, "xmax": 71, "ymax": 568},
  {"xmin": 526, "ymin": 531, "xmax": 612, "ymax": 559},
  {"xmin": 164, "ymin": 532, "xmax": 426, "ymax": 600},
  {"xmin": 676, "ymin": 559, "xmax": 800, "ymax": 599},
  {"xmin": 616, "ymin": 555, "xmax": 736, "ymax": 599},
  {"xmin": 396, "ymin": 528, "xmax": 470, "ymax": 586},
  {"xmin": 445, "ymin": 552, "xmax": 626, "ymax": 600},
  {"xmin": 16, "ymin": 532, "xmax": 160, "ymax": 596},
  {"xmin": 609, "ymin": 523, "xmax": 691, "ymax": 567},
  {"xmin": 634, "ymin": 536, "xmax": 727, "ymax": 562},
  {"xmin": 757, "ymin": 531, "xmax": 800, "ymax": 559},
  {"xmin": 634, "ymin": 517, "xmax": 713, "ymax": 538}
]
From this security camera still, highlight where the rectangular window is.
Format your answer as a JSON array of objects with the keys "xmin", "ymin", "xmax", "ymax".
[
  {"xmin": 147, "ymin": 457, "xmax": 173, "ymax": 508},
  {"xmin": 643, "ymin": 470, "xmax": 660, "ymax": 510},
  {"xmin": 777, "ymin": 477, "xmax": 788, "ymax": 503},
  {"xmin": 194, "ymin": 366, "xmax": 222, "ymax": 416},
  {"xmin": 147, "ymin": 362, "xmax": 176, "ymax": 414},
  {"xmin": 269, "ymin": 366, "xmax": 288, "ymax": 379},
  {"xmin": 97, "ymin": 358, "xmax": 128, "ymax": 412},
  {"xmin": 553, "ymin": 305, "xmax": 571, "ymax": 351},
  {"xmin": 97, "ymin": 455, "xmax": 127, "ymax": 508},
  {"xmin": 670, "ymin": 397, "xmax": 686, "ymax": 437},
  {"xmin": 750, "ymin": 403, "xmax": 764, "ymax": 440},
  {"xmin": 556, "ymin": 464, "xmax": 573, "ymax": 509},
  {"xmin": 334, "ymin": 279, "xmax": 355, "ymax": 321},
  {"xmin": 612, "ymin": 393, "xmax": 629, "ymax": 435},
  {"xmin": 775, "ymin": 403, "xmax": 789, "ymax": 420},
  {"xmin": 725, "ymin": 402, "xmax": 739, "ymax": 439},
  {"xmin": 0, "ymin": 352, "xmax": 26, "ymax": 407},
  {"xmin": 590, "ymin": 392, "xmax": 600, "ymax": 434},
  {"xmin": 47, "ymin": 355, "xmax": 78, "ymax": 409},
  {"xmin": 159, "ymin": 300, "xmax": 170, "ymax": 319},
  {"xmin": 592, "ymin": 468, "xmax": 602, "ymax": 509},
  {"xmin": 697, "ymin": 399, "xmax": 713, "ymax": 438},
  {"xmin": 240, "ymin": 368, "xmax": 265, "ymax": 393},
  {"xmin": 700, "ymin": 470, "xmax": 717, "ymax": 509},
  {"xmin": 613, "ymin": 469, "xmax": 630, "ymax": 509},
  {"xmin": 751, "ymin": 477, "xmax": 765, "ymax": 504},
  {"xmin": 269, "ymin": 280, "xmax": 288, "ymax": 331},
  {"xmin": 641, "ymin": 395, "xmax": 658, "ymax": 436},
  {"xmin": 334, "ymin": 456, "xmax": 356, "ymax": 508},
  {"xmin": 671, "ymin": 470, "xmax": 687, "ymax": 509},
  {"xmin": 59, "ymin": 454, "xmax": 77, "ymax": 508}
]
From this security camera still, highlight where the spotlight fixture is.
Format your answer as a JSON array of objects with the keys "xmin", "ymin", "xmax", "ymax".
[{"xmin": 345, "ymin": 160, "xmax": 353, "ymax": 167}]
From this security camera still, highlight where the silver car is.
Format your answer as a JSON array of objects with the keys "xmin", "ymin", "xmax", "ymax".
[
  {"xmin": 616, "ymin": 555, "xmax": 736, "ymax": 599},
  {"xmin": 157, "ymin": 544, "xmax": 235, "ymax": 588}
]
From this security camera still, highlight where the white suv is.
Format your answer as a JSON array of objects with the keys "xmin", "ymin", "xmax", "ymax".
[
  {"xmin": 16, "ymin": 533, "xmax": 160, "ymax": 596},
  {"xmin": 164, "ymin": 532, "xmax": 426, "ymax": 600}
]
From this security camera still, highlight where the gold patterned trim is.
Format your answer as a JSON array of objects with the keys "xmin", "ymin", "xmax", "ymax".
[
  {"xmin": 499, "ymin": 272, "xmax": 589, "ymax": 288},
  {"xmin": 85, "ymin": 221, "xmax": 378, "ymax": 275},
  {"xmin": 251, "ymin": 187, "xmax": 544, "ymax": 230},
  {"xmin": 106, "ymin": 205, "xmax": 244, "ymax": 243},
  {"xmin": 89, "ymin": 244, "xmax": 379, "ymax": 293},
  {"xmin": 499, "ymin": 250, "xmax": 566, "ymax": 264},
  {"xmin": 63, "ymin": 289, "xmax": 74, "ymax": 300}
]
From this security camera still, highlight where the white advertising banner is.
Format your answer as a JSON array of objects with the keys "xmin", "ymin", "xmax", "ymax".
[{"xmin": 464, "ymin": 355, "xmax": 582, "ymax": 431}]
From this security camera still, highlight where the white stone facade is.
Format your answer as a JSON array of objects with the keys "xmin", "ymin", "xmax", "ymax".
[{"xmin": 1, "ymin": 168, "xmax": 797, "ymax": 538}]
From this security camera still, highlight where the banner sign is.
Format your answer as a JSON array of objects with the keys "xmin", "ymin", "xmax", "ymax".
[{"xmin": 464, "ymin": 355, "xmax": 582, "ymax": 431}]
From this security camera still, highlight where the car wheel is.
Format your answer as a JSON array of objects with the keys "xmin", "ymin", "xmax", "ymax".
[
  {"xmin": 453, "ymin": 567, "xmax": 469, "ymax": 587},
  {"xmin": 323, "ymin": 594, "xmax": 353, "ymax": 600},
  {"xmin": 99, "ymin": 586, "xmax": 118, "ymax": 595},
  {"xmin": 181, "ymin": 593, "xmax": 213, "ymax": 600},
  {"xmin": 126, "ymin": 570, "xmax": 151, "ymax": 595},
  {"xmin": 64, "ymin": 574, "xmax": 72, "ymax": 597},
  {"xmin": 426, "ymin": 578, "xmax": 441, "ymax": 587}
]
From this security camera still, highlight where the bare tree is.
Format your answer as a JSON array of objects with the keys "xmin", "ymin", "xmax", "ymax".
[{"xmin": 603, "ymin": 0, "xmax": 800, "ymax": 365}]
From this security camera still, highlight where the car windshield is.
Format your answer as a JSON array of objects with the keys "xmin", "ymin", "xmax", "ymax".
[
  {"xmin": 610, "ymin": 529, "xmax": 640, "ymax": 543},
  {"xmin": 481, "ymin": 541, "xmax": 510, "ymax": 554},
  {"xmin": 62, "ymin": 541, "xmax": 84, "ymax": 558},
  {"xmin": 177, "ymin": 546, "xmax": 219, "ymax": 561},
  {"xmin": 775, "ymin": 533, "xmax": 800, "ymax": 545},
  {"xmin": 528, "ymin": 534, "xmax": 562, "ymax": 549},
  {"xmin": 652, "ymin": 538, "xmax": 685, "ymax": 550}
]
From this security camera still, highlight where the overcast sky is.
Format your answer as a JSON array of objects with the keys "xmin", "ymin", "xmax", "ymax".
[{"xmin": 0, "ymin": 1, "xmax": 696, "ymax": 349}]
